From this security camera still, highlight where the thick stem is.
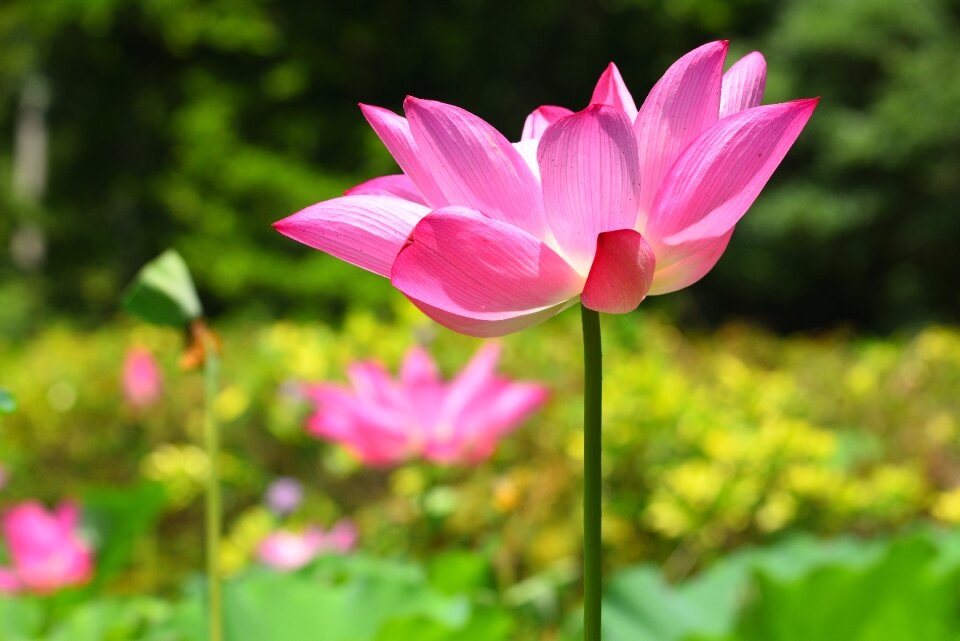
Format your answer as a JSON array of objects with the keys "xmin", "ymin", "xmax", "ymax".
[
  {"xmin": 581, "ymin": 305, "xmax": 602, "ymax": 641},
  {"xmin": 203, "ymin": 344, "xmax": 223, "ymax": 641}
]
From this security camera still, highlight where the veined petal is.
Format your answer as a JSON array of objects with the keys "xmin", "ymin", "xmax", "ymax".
[
  {"xmin": 359, "ymin": 104, "xmax": 448, "ymax": 206},
  {"xmin": 581, "ymin": 229, "xmax": 656, "ymax": 313},
  {"xmin": 634, "ymin": 41, "xmax": 728, "ymax": 230},
  {"xmin": 648, "ymin": 230, "xmax": 732, "ymax": 295},
  {"xmin": 404, "ymin": 97, "xmax": 546, "ymax": 237},
  {"xmin": 646, "ymin": 98, "xmax": 819, "ymax": 289},
  {"xmin": 521, "ymin": 105, "xmax": 574, "ymax": 140},
  {"xmin": 273, "ymin": 195, "xmax": 429, "ymax": 278},
  {"xmin": 407, "ymin": 297, "xmax": 576, "ymax": 338},
  {"xmin": 391, "ymin": 207, "xmax": 583, "ymax": 323},
  {"xmin": 512, "ymin": 139, "xmax": 541, "ymax": 180},
  {"xmin": 345, "ymin": 174, "xmax": 427, "ymax": 205},
  {"xmin": 539, "ymin": 104, "xmax": 640, "ymax": 270},
  {"xmin": 720, "ymin": 52, "xmax": 767, "ymax": 118},
  {"xmin": 590, "ymin": 63, "xmax": 639, "ymax": 121}
]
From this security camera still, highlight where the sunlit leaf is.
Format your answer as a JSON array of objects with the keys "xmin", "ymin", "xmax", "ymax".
[{"xmin": 122, "ymin": 249, "xmax": 202, "ymax": 327}]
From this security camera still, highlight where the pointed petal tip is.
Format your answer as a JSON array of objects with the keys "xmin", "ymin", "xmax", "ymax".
[
  {"xmin": 698, "ymin": 39, "xmax": 729, "ymax": 56},
  {"xmin": 579, "ymin": 102, "xmax": 627, "ymax": 118},
  {"xmin": 795, "ymin": 96, "xmax": 821, "ymax": 111}
]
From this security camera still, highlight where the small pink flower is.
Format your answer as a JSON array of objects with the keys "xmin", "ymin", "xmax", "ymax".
[
  {"xmin": 304, "ymin": 343, "xmax": 548, "ymax": 466},
  {"xmin": 265, "ymin": 477, "xmax": 304, "ymax": 516},
  {"xmin": 256, "ymin": 519, "xmax": 357, "ymax": 571},
  {"xmin": 0, "ymin": 501, "xmax": 94, "ymax": 594},
  {"xmin": 275, "ymin": 42, "xmax": 816, "ymax": 337},
  {"xmin": 123, "ymin": 347, "xmax": 163, "ymax": 408}
]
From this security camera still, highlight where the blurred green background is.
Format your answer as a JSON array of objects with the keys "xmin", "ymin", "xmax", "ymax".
[{"xmin": 2, "ymin": 0, "xmax": 960, "ymax": 639}]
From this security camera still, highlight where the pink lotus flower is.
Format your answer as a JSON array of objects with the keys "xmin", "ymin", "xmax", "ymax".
[
  {"xmin": 0, "ymin": 501, "xmax": 94, "ymax": 594},
  {"xmin": 256, "ymin": 520, "xmax": 358, "ymax": 571},
  {"xmin": 122, "ymin": 347, "xmax": 163, "ymax": 408},
  {"xmin": 304, "ymin": 343, "xmax": 547, "ymax": 466},
  {"xmin": 275, "ymin": 41, "xmax": 817, "ymax": 337}
]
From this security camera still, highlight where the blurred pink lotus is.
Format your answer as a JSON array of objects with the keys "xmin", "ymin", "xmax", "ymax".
[
  {"xmin": 123, "ymin": 347, "xmax": 163, "ymax": 408},
  {"xmin": 275, "ymin": 41, "xmax": 817, "ymax": 337},
  {"xmin": 257, "ymin": 520, "xmax": 357, "ymax": 571},
  {"xmin": 0, "ymin": 501, "xmax": 93, "ymax": 594},
  {"xmin": 304, "ymin": 343, "xmax": 548, "ymax": 466}
]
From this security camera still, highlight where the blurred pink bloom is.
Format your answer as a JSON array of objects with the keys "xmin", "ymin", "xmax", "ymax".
[
  {"xmin": 265, "ymin": 477, "xmax": 304, "ymax": 516},
  {"xmin": 304, "ymin": 343, "xmax": 548, "ymax": 466},
  {"xmin": 0, "ymin": 501, "xmax": 94, "ymax": 594},
  {"xmin": 123, "ymin": 347, "xmax": 163, "ymax": 408},
  {"xmin": 275, "ymin": 41, "xmax": 816, "ymax": 337},
  {"xmin": 256, "ymin": 519, "xmax": 357, "ymax": 571},
  {"xmin": 324, "ymin": 519, "xmax": 358, "ymax": 552}
]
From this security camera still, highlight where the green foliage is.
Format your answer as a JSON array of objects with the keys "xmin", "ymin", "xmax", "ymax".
[
  {"xmin": 8, "ymin": 527, "xmax": 960, "ymax": 640},
  {"xmin": 80, "ymin": 482, "xmax": 167, "ymax": 586},
  {"xmin": 0, "ymin": 555, "xmax": 512, "ymax": 641},
  {"xmin": 122, "ymin": 250, "xmax": 202, "ymax": 328},
  {"xmin": 1, "ymin": 309, "xmax": 959, "ymax": 600},
  {"xmin": 595, "ymin": 529, "xmax": 960, "ymax": 641},
  {"xmin": 0, "ymin": 597, "xmax": 43, "ymax": 641}
]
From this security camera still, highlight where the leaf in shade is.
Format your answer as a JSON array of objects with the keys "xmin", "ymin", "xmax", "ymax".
[
  {"xmin": 122, "ymin": 250, "xmax": 203, "ymax": 327},
  {"xmin": 80, "ymin": 482, "xmax": 168, "ymax": 586}
]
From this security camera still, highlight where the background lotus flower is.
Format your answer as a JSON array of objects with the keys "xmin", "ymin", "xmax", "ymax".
[
  {"xmin": 122, "ymin": 347, "xmax": 163, "ymax": 408},
  {"xmin": 304, "ymin": 343, "xmax": 547, "ymax": 466},
  {"xmin": 0, "ymin": 501, "xmax": 94, "ymax": 594},
  {"xmin": 264, "ymin": 477, "xmax": 304, "ymax": 516},
  {"xmin": 275, "ymin": 41, "xmax": 817, "ymax": 337},
  {"xmin": 256, "ymin": 519, "xmax": 357, "ymax": 571}
]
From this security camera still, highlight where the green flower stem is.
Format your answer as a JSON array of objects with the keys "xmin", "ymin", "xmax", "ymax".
[
  {"xmin": 581, "ymin": 305, "xmax": 602, "ymax": 641},
  {"xmin": 203, "ymin": 342, "xmax": 223, "ymax": 641}
]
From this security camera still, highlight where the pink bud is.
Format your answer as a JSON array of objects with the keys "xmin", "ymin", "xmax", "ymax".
[{"xmin": 123, "ymin": 347, "xmax": 163, "ymax": 409}]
